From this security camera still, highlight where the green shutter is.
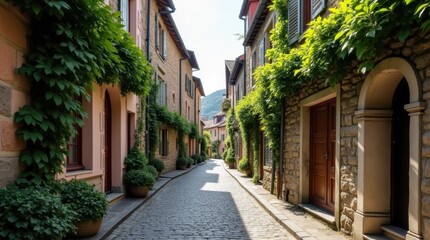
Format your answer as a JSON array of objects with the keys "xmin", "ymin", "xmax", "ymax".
[
  {"xmin": 311, "ymin": 0, "xmax": 326, "ymax": 20},
  {"xmin": 288, "ymin": 0, "xmax": 300, "ymax": 44}
]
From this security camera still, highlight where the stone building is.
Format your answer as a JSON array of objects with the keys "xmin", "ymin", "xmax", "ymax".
[
  {"xmin": 234, "ymin": 0, "xmax": 430, "ymax": 239},
  {"xmin": 0, "ymin": 0, "xmax": 204, "ymax": 202},
  {"xmin": 144, "ymin": 0, "xmax": 203, "ymax": 172},
  {"xmin": 203, "ymin": 111, "xmax": 227, "ymax": 158}
]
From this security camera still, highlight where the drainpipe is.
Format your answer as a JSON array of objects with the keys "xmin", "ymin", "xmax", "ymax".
[
  {"xmin": 278, "ymin": 98, "xmax": 285, "ymax": 199},
  {"xmin": 239, "ymin": 15, "xmax": 247, "ymax": 97},
  {"xmin": 179, "ymin": 58, "xmax": 187, "ymax": 115},
  {"xmin": 144, "ymin": 0, "xmax": 151, "ymax": 156}
]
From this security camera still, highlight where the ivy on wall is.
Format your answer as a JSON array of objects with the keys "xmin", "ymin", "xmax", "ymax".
[
  {"xmin": 147, "ymin": 83, "xmax": 200, "ymax": 161},
  {"xmin": 233, "ymin": 0, "xmax": 430, "ymax": 179},
  {"xmin": 9, "ymin": 0, "xmax": 153, "ymax": 187}
]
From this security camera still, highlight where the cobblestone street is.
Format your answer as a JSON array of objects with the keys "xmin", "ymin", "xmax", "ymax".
[{"xmin": 106, "ymin": 160, "xmax": 293, "ymax": 239}]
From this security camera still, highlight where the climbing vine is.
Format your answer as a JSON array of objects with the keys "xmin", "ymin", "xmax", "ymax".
[{"xmin": 10, "ymin": 0, "xmax": 153, "ymax": 187}]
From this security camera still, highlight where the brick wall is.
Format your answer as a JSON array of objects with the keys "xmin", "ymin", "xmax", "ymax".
[{"xmin": 0, "ymin": 2, "xmax": 28, "ymax": 188}]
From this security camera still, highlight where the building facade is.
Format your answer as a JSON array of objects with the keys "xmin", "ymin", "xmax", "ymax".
[
  {"xmin": 203, "ymin": 112, "xmax": 227, "ymax": 158},
  {"xmin": 0, "ymin": 0, "xmax": 204, "ymax": 198},
  {"xmin": 233, "ymin": 0, "xmax": 430, "ymax": 239}
]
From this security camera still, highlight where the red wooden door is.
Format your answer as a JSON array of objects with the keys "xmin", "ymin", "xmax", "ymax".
[
  {"xmin": 310, "ymin": 99, "xmax": 336, "ymax": 213},
  {"xmin": 104, "ymin": 91, "xmax": 112, "ymax": 193}
]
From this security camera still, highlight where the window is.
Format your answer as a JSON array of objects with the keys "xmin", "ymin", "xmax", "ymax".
[
  {"xmin": 258, "ymin": 38, "xmax": 265, "ymax": 67},
  {"xmin": 156, "ymin": 19, "xmax": 167, "ymax": 59},
  {"xmin": 214, "ymin": 130, "xmax": 217, "ymax": 137},
  {"xmin": 118, "ymin": 0, "xmax": 129, "ymax": 32},
  {"xmin": 263, "ymin": 136, "xmax": 273, "ymax": 166},
  {"xmin": 221, "ymin": 134, "xmax": 225, "ymax": 141},
  {"xmin": 159, "ymin": 129, "xmax": 168, "ymax": 156},
  {"xmin": 288, "ymin": 0, "xmax": 326, "ymax": 44},
  {"xmin": 157, "ymin": 76, "xmax": 167, "ymax": 107},
  {"xmin": 185, "ymin": 75, "xmax": 195, "ymax": 98},
  {"xmin": 67, "ymin": 120, "xmax": 83, "ymax": 171},
  {"xmin": 251, "ymin": 51, "xmax": 257, "ymax": 87}
]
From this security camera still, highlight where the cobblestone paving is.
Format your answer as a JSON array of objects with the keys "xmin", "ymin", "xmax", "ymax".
[{"xmin": 106, "ymin": 160, "xmax": 293, "ymax": 240}]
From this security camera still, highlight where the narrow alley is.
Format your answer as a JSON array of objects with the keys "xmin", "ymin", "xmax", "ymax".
[{"xmin": 106, "ymin": 160, "xmax": 293, "ymax": 240}]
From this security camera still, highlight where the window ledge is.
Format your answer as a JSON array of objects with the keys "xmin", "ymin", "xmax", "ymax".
[{"xmin": 65, "ymin": 169, "xmax": 93, "ymax": 177}]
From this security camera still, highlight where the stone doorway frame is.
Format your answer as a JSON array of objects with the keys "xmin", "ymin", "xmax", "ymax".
[
  {"xmin": 354, "ymin": 57, "xmax": 425, "ymax": 240},
  {"xmin": 299, "ymin": 86, "xmax": 341, "ymax": 229}
]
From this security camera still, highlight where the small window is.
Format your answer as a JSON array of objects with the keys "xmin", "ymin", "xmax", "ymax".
[
  {"xmin": 157, "ymin": 23, "xmax": 167, "ymax": 59},
  {"xmin": 251, "ymin": 51, "xmax": 257, "ymax": 87},
  {"xmin": 159, "ymin": 129, "xmax": 168, "ymax": 156},
  {"xmin": 221, "ymin": 134, "xmax": 225, "ymax": 141},
  {"xmin": 118, "ymin": 0, "xmax": 129, "ymax": 32},
  {"xmin": 263, "ymin": 136, "xmax": 273, "ymax": 166}
]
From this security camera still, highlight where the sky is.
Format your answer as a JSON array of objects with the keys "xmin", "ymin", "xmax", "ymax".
[{"xmin": 171, "ymin": 0, "xmax": 245, "ymax": 96}]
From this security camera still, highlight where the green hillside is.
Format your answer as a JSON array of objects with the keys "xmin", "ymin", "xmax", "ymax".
[{"xmin": 201, "ymin": 89, "xmax": 225, "ymax": 121}]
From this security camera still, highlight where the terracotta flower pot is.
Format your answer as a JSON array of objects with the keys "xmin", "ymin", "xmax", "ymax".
[
  {"xmin": 228, "ymin": 162, "xmax": 235, "ymax": 169},
  {"xmin": 245, "ymin": 169, "xmax": 252, "ymax": 177},
  {"xmin": 74, "ymin": 219, "xmax": 103, "ymax": 238},
  {"xmin": 128, "ymin": 185, "xmax": 149, "ymax": 198}
]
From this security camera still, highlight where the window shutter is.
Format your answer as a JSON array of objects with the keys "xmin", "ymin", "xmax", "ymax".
[
  {"xmin": 288, "ymin": 0, "xmax": 300, "ymax": 44},
  {"xmin": 163, "ymin": 31, "xmax": 167, "ymax": 58},
  {"xmin": 155, "ymin": 15, "xmax": 159, "ymax": 49},
  {"xmin": 311, "ymin": 0, "xmax": 326, "ymax": 20},
  {"xmin": 164, "ymin": 83, "xmax": 167, "ymax": 106}
]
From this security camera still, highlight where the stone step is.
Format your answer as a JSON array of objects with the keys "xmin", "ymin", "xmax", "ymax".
[
  {"xmin": 106, "ymin": 192, "xmax": 124, "ymax": 207},
  {"xmin": 363, "ymin": 234, "xmax": 391, "ymax": 240},
  {"xmin": 381, "ymin": 225, "xmax": 407, "ymax": 240}
]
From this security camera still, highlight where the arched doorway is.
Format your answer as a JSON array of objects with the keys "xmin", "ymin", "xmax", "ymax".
[
  {"xmin": 104, "ymin": 90, "xmax": 112, "ymax": 193},
  {"xmin": 354, "ymin": 58, "xmax": 424, "ymax": 239}
]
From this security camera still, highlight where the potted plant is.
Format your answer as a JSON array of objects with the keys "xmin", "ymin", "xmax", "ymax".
[
  {"xmin": 191, "ymin": 154, "xmax": 201, "ymax": 165},
  {"xmin": 124, "ymin": 147, "xmax": 148, "ymax": 171},
  {"xmin": 225, "ymin": 148, "xmax": 236, "ymax": 169},
  {"xmin": 0, "ymin": 186, "xmax": 76, "ymax": 240},
  {"xmin": 60, "ymin": 179, "xmax": 108, "ymax": 238},
  {"xmin": 186, "ymin": 157, "xmax": 194, "ymax": 168},
  {"xmin": 149, "ymin": 158, "xmax": 165, "ymax": 176},
  {"xmin": 123, "ymin": 169, "xmax": 155, "ymax": 198},
  {"xmin": 239, "ymin": 157, "xmax": 252, "ymax": 177},
  {"xmin": 176, "ymin": 156, "xmax": 187, "ymax": 170},
  {"xmin": 147, "ymin": 165, "xmax": 158, "ymax": 180}
]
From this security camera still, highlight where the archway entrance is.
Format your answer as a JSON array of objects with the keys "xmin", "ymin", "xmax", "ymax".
[
  {"xmin": 391, "ymin": 79, "xmax": 409, "ymax": 229},
  {"xmin": 354, "ymin": 58, "xmax": 423, "ymax": 239},
  {"xmin": 104, "ymin": 91, "xmax": 112, "ymax": 193}
]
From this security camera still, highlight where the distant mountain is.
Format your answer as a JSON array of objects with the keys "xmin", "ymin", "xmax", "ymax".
[{"xmin": 201, "ymin": 89, "xmax": 225, "ymax": 121}]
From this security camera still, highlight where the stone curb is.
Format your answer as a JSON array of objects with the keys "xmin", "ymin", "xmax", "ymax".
[
  {"xmin": 81, "ymin": 161, "xmax": 206, "ymax": 240},
  {"xmin": 221, "ymin": 161, "xmax": 313, "ymax": 240}
]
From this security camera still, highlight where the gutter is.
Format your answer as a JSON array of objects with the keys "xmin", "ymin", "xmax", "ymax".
[
  {"xmin": 239, "ymin": 15, "xmax": 247, "ymax": 97},
  {"xmin": 179, "ymin": 58, "xmax": 187, "ymax": 115},
  {"xmin": 278, "ymin": 97, "xmax": 285, "ymax": 199},
  {"xmin": 145, "ymin": 0, "xmax": 151, "ymax": 156}
]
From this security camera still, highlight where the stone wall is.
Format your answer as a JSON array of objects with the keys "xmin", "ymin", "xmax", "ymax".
[
  {"xmin": 281, "ymin": 28, "xmax": 430, "ymax": 237},
  {"xmin": 0, "ymin": 2, "xmax": 28, "ymax": 188}
]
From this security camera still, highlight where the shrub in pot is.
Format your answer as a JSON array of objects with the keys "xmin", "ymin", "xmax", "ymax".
[
  {"xmin": 191, "ymin": 154, "xmax": 201, "ymax": 164},
  {"xmin": 176, "ymin": 156, "xmax": 188, "ymax": 170},
  {"xmin": 225, "ymin": 148, "xmax": 236, "ymax": 169},
  {"xmin": 60, "ymin": 179, "xmax": 108, "ymax": 237},
  {"xmin": 149, "ymin": 158, "xmax": 165, "ymax": 173},
  {"xmin": 0, "ymin": 186, "xmax": 76, "ymax": 240},
  {"xmin": 124, "ymin": 147, "xmax": 148, "ymax": 171},
  {"xmin": 239, "ymin": 157, "xmax": 252, "ymax": 177},
  {"xmin": 186, "ymin": 157, "xmax": 194, "ymax": 168},
  {"xmin": 123, "ymin": 170, "xmax": 155, "ymax": 198},
  {"xmin": 147, "ymin": 165, "xmax": 158, "ymax": 180},
  {"xmin": 221, "ymin": 150, "xmax": 227, "ymax": 160},
  {"xmin": 200, "ymin": 152, "xmax": 208, "ymax": 161}
]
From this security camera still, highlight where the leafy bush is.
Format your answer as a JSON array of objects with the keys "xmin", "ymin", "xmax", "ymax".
[
  {"xmin": 176, "ymin": 156, "xmax": 188, "ymax": 168},
  {"xmin": 191, "ymin": 154, "xmax": 202, "ymax": 164},
  {"xmin": 186, "ymin": 157, "xmax": 194, "ymax": 168},
  {"xmin": 239, "ymin": 157, "xmax": 250, "ymax": 171},
  {"xmin": 60, "ymin": 179, "xmax": 108, "ymax": 222},
  {"xmin": 221, "ymin": 150, "xmax": 228, "ymax": 160},
  {"xmin": 147, "ymin": 165, "xmax": 158, "ymax": 179},
  {"xmin": 149, "ymin": 158, "xmax": 165, "ymax": 173},
  {"xmin": 123, "ymin": 170, "xmax": 155, "ymax": 187},
  {"xmin": 211, "ymin": 153, "xmax": 217, "ymax": 158},
  {"xmin": 200, "ymin": 152, "xmax": 208, "ymax": 161},
  {"xmin": 0, "ymin": 187, "xmax": 76, "ymax": 240},
  {"xmin": 124, "ymin": 147, "xmax": 148, "ymax": 171}
]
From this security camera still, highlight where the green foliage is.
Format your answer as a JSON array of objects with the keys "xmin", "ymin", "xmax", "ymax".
[
  {"xmin": 225, "ymin": 148, "xmax": 236, "ymax": 164},
  {"xmin": 211, "ymin": 152, "xmax": 218, "ymax": 158},
  {"xmin": 201, "ymin": 131, "xmax": 211, "ymax": 155},
  {"xmin": 221, "ymin": 98, "xmax": 231, "ymax": 112},
  {"xmin": 124, "ymin": 147, "xmax": 148, "ymax": 171},
  {"xmin": 200, "ymin": 152, "xmax": 208, "ymax": 161},
  {"xmin": 60, "ymin": 179, "xmax": 108, "ymax": 222},
  {"xmin": 221, "ymin": 150, "xmax": 228, "ymax": 160},
  {"xmin": 0, "ymin": 187, "xmax": 76, "ymax": 240},
  {"xmin": 176, "ymin": 156, "xmax": 188, "ymax": 168},
  {"xmin": 149, "ymin": 158, "xmax": 165, "ymax": 173},
  {"xmin": 239, "ymin": 157, "xmax": 250, "ymax": 171},
  {"xmin": 9, "ymin": 0, "xmax": 153, "ymax": 187},
  {"xmin": 123, "ymin": 170, "xmax": 155, "ymax": 187},
  {"xmin": 147, "ymin": 165, "xmax": 158, "ymax": 179},
  {"xmin": 191, "ymin": 154, "xmax": 201, "ymax": 164}
]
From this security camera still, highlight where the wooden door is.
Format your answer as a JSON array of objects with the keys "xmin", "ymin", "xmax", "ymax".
[
  {"xmin": 310, "ymin": 99, "xmax": 336, "ymax": 213},
  {"xmin": 104, "ymin": 91, "xmax": 112, "ymax": 193}
]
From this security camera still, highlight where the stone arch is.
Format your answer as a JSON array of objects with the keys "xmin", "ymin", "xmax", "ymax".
[{"xmin": 354, "ymin": 57, "xmax": 424, "ymax": 239}]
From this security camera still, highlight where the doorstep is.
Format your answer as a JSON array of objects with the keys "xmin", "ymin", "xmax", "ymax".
[{"xmin": 299, "ymin": 203, "xmax": 336, "ymax": 230}]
